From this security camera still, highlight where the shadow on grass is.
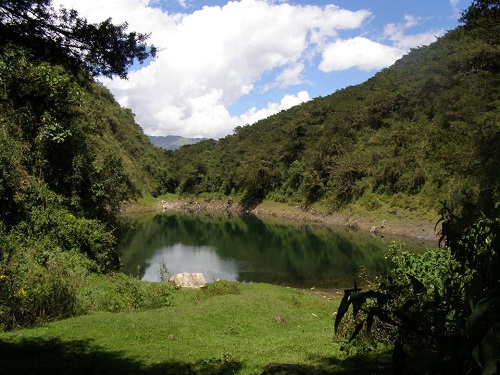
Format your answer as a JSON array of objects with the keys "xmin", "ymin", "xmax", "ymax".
[
  {"xmin": 262, "ymin": 351, "xmax": 393, "ymax": 375},
  {"xmin": 0, "ymin": 337, "xmax": 242, "ymax": 375},
  {"xmin": 316, "ymin": 352, "xmax": 393, "ymax": 375}
]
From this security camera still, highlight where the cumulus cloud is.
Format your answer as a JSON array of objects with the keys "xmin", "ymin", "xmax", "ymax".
[
  {"xmin": 263, "ymin": 63, "xmax": 306, "ymax": 92},
  {"xmin": 318, "ymin": 37, "xmax": 406, "ymax": 72},
  {"xmin": 54, "ymin": 0, "xmax": 446, "ymax": 138},
  {"xmin": 237, "ymin": 90, "xmax": 311, "ymax": 127},
  {"xmin": 383, "ymin": 15, "xmax": 443, "ymax": 49},
  {"xmin": 55, "ymin": 0, "xmax": 370, "ymax": 138},
  {"xmin": 319, "ymin": 13, "xmax": 445, "ymax": 73}
]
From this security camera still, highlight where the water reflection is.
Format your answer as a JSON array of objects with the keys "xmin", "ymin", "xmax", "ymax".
[
  {"xmin": 117, "ymin": 212, "xmax": 423, "ymax": 288},
  {"xmin": 141, "ymin": 243, "xmax": 242, "ymax": 282}
]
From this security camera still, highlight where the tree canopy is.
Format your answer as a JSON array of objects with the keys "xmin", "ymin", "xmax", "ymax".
[
  {"xmin": 0, "ymin": 0, "xmax": 157, "ymax": 78},
  {"xmin": 461, "ymin": 0, "xmax": 500, "ymax": 26}
]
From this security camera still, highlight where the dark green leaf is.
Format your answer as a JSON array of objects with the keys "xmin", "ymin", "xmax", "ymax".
[
  {"xmin": 408, "ymin": 274, "xmax": 426, "ymax": 295},
  {"xmin": 480, "ymin": 332, "xmax": 500, "ymax": 375},
  {"xmin": 351, "ymin": 292, "xmax": 367, "ymax": 319},
  {"xmin": 467, "ymin": 297, "xmax": 495, "ymax": 347},
  {"xmin": 467, "ymin": 276, "xmax": 485, "ymax": 311},
  {"xmin": 334, "ymin": 293, "xmax": 352, "ymax": 334},
  {"xmin": 349, "ymin": 321, "xmax": 364, "ymax": 342},
  {"xmin": 371, "ymin": 307, "xmax": 400, "ymax": 328},
  {"xmin": 366, "ymin": 312, "xmax": 374, "ymax": 340},
  {"xmin": 401, "ymin": 299, "xmax": 416, "ymax": 312},
  {"xmin": 353, "ymin": 278, "xmax": 362, "ymax": 292}
]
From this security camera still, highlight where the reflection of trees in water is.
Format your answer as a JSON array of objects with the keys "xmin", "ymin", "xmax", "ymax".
[{"xmin": 117, "ymin": 212, "xmax": 394, "ymax": 287}]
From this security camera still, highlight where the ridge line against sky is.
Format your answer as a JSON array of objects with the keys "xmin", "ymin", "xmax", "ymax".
[{"xmin": 55, "ymin": 0, "xmax": 468, "ymax": 139}]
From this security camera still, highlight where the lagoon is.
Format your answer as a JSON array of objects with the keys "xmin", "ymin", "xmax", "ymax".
[{"xmin": 117, "ymin": 211, "xmax": 425, "ymax": 289}]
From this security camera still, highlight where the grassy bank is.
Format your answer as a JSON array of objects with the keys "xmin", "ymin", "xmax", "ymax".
[{"xmin": 0, "ymin": 282, "xmax": 391, "ymax": 374}]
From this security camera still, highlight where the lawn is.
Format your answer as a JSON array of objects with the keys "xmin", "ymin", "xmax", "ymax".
[{"xmin": 0, "ymin": 282, "xmax": 391, "ymax": 374}]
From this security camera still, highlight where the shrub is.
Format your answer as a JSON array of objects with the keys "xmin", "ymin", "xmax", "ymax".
[
  {"xmin": 20, "ymin": 204, "xmax": 118, "ymax": 273},
  {"xmin": 335, "ymin": 214, "xmax": 500, "ymax": 374},
  {"xmin": 358, "ymin": 192, "xmax": 383, "ymax": 211},
  {"xmin": 0, "ymin": 234, "xmax": 91, "ymax": 330},
  {"xmin": 76, "ymin": 273, "xmax": 174, "ymax": 314}
]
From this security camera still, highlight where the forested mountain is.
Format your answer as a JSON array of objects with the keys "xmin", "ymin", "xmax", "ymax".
[
  {"xmin": 168, "ymin": 10, "xmax": 500, "ymax": 224},
  {"xmin": 164, "ymin": 8, "xmax": 500, "ymax": 370}
]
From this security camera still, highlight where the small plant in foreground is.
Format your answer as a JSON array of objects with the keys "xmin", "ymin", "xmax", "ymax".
[{"xmin": 159, "ymin": 260, "xmax": 172, "ymax": 282}]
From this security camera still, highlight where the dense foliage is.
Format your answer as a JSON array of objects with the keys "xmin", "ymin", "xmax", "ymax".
[
  {"xmin": 0, "ymin": 1, "xmax": 170, "ymax": 329},
  {"xmin": 334, "ymin": 212, "xmax": 500, "ymax": 374},
  {"xmin": 168, "ymin": 5, "xmax": 500, "ymax": 221},
  {"xmin": 0, "ymin": 55, "xmax": 171, "ymax": 327}
]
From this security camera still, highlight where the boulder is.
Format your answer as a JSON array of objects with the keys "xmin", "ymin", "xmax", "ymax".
[{"xmin": 169, "ymin": 272, "xmax": 207, "ymax": 289}]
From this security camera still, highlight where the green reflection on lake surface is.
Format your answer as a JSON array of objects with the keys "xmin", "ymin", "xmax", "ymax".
[{"xmin": 117, "ymin": 212, "xmax": 423, "ymax": 289}]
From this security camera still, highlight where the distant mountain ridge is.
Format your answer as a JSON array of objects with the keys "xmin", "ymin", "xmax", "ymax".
[{"xmin": 149, "ymin": 135, "xmax": 207, "ymax": 150}]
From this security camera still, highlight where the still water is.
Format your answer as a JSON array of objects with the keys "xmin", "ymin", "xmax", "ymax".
[{"xmin": 117, "ymin": 211, "xmax": 423, "ymax": 289}]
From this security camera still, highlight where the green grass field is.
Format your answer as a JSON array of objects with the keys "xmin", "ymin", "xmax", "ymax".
[{"xmin": 0, "ymin": 281, "xmax": 391, "ymax": 374}]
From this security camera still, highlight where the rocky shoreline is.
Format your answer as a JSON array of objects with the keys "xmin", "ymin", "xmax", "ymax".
[{"xmin": 122, "ymin": 196, "xmax": 440, "ymax": 246}]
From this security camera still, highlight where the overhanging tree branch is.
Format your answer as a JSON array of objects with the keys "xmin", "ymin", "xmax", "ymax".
[{"xmin": 0, "ymin": 0, "xmax": 157, "ymax": 79}]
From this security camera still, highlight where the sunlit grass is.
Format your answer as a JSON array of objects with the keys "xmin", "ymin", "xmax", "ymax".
[{"xmin": 0, "ymin": 282, "xmax": 391, "ymax": 374}]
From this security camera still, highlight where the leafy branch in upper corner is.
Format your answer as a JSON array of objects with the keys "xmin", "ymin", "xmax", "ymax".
[{"xmin": 0, "ymin": 0, "xmax": 157, "ymax": 79}]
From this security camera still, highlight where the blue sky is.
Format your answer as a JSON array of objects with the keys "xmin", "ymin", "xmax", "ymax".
[{"xmin": 55, "ymin": 0, "xmax": 469, "ymax": 138}]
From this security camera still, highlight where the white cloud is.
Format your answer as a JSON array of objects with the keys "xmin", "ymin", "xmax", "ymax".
[
  {"xmin": 53, "ymin": 1, "xmax": 447, "ymax": 139},
  {"xmin": 319, "ymin": 13, "xmax": 446, "ymax": 73},
  {"xmin": 383, "ymin": 15, "xmax": 444, "ymax": 50},
  {"xmin": 264, "ymin": 63, "xmax": 306, "ymax": 92},
  {"xmin": 449, "ymin": 0, "xmax": 464, "ymax": 18},
  {"xmin": 177, "ymin": 0, "xmax": 190, "ymax": 8},
  {"xmin": 281, "ymin": 90, "xmax": 311, "ymax": 109},
  {"xmin": 318, "ymin": 37, "xmax": 406, "ymax": 72},
  {"xmin": 55, "ymin": 0, "xmax": 369, "ymax": 138},
  {"xmin": 237, "ymin": 90, "xmax": 311, "ymax": 127}
]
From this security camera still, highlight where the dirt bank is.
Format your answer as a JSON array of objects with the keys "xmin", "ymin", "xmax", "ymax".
[{"xmin": 122, "ymin": 196, "xmax": 440, "ymax": 246}]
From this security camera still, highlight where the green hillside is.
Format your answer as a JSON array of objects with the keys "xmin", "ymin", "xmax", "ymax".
[
  {"xmin": 169, "ymin": 14, "xmax": 500, "ymax": 226},
  {"xmin": 0, "ymin": 51, "xmax": 173, "ymax": 327},
  {"xmin": 0, "ymin": 59, "xmax": 168, "ymax": 224},
  {"xmin": 0, "ymin": 1, "xmax": 170, "ymax": 330}
]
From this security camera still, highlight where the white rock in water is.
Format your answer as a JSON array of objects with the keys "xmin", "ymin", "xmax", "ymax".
[{"xmin": 169, "ymin": 272, "xmax": 207, "ymax": 289}]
